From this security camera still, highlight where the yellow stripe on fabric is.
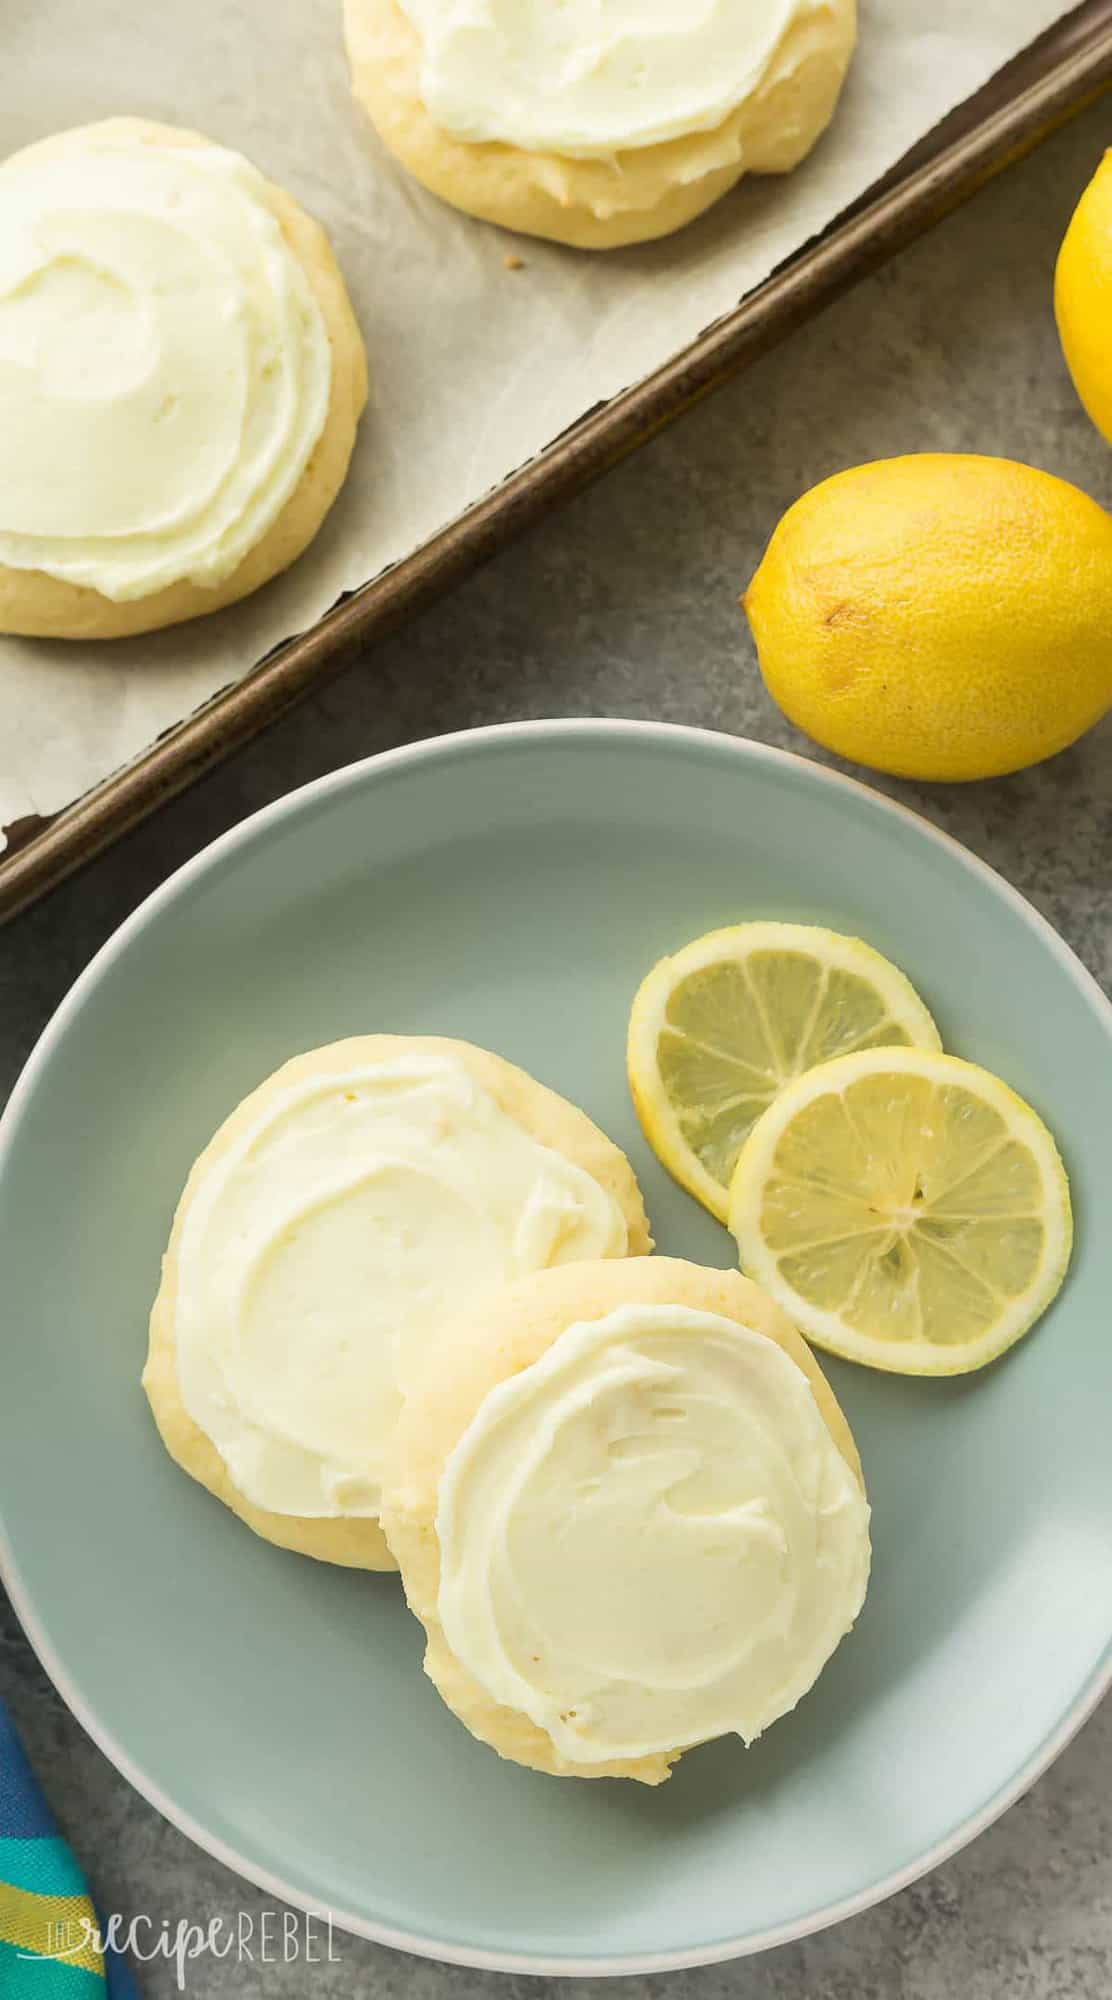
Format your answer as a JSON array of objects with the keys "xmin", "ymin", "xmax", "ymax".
[{"xmin": 0, "ymin": 1879, "xmax": 105, "ymax": 1979}]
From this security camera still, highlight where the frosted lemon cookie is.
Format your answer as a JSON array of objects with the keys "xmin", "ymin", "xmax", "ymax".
[
  {"xmin": 343, "ymin": 0, "xmax": 857, "ymax": 249},
  {"xmin": 144, "ymin": 1038, "xmax": 650, "ymax": 1569},
  {"xmin": 382, "ymin": 1256, "xmax": 870, "ymax": 1782},
  {"xmin": 0, "ymin": 119, "xmax": 367, "ymax": 640}
]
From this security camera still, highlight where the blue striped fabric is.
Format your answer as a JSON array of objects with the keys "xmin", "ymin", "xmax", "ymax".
[{"xmin": 0, "ymin": 1700, "xmax": 140, "ymax": 1998}]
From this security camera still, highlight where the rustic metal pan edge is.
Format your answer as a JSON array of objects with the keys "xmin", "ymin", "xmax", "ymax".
[{"xmin": 2, "ymin": 3, "xmax": 1110, "ymax": 925}]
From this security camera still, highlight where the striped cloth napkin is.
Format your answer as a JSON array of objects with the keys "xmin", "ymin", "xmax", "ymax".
[{"xmin": 0, "ymin": 1700, "xmax": 139, "ymax": 1996}]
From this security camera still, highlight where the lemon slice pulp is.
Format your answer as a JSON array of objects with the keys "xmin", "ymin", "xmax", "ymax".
[
  {"xmin": 627, "ymin": 923, "xmax": 940, "ymax": 1222},
  {"xmin": 728, "ymin": 1047, "xmax": 1072, "ymax": 1375}
]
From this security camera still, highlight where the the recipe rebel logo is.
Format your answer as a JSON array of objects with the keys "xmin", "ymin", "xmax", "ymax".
[{"xmin": 23, "ymin": 1907, "xmax": 342, "ymax": 1989}]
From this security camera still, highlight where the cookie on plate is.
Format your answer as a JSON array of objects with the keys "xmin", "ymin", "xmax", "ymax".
[
  {"xmin": 0, "ymin": 119, "xmax": 367, "ymax": 639},
  {"xmin": 144, "ymin": 1037, "xmax": 651, "ymax": 1570},
  {"xmin": 343, "ymin": 0, "xmax": 857, "ymax": 249},
  {"xmin": 382, "ymin": 1255, "xmax": 870, "ymax": 1781}
]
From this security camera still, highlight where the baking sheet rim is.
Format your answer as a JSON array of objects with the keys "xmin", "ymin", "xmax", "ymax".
[{"xmin": 2, "ymin": 0, "xmax": 1110, "ymax": 925}]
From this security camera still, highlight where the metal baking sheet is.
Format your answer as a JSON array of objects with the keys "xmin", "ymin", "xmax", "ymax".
[{"xmin": 2, "ymin": 1, "xmax": 1110, "ymax": 924}]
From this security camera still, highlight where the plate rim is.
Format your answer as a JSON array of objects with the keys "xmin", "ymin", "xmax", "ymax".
[{"xmin": 2, "ymin": 715, "xmax": 1110, "ymax": 1976}]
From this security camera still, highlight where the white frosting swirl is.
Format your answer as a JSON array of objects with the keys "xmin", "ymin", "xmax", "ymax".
[
  {"xmin": 0, "ymin": 124, "xmax": 331, "ymax": 601},
  {"xmin": 174, "ymin": 1054, "xmax": 628, "ymax": 1520},
  {"xmin": 437, "ymin": 1303, "xmax": 869, "ymax": 1761},
  {"xmin": 396, "ymin": 0, "xmax": 815, "ymax": 158}
]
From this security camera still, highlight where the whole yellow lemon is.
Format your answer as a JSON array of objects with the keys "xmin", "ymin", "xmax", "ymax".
[
  {"xmin": 743, "ymin": 454, "xmax": 1112, "ymax": 782},
  {"xmin": 1055, "ymin": 151, "xmax": 1112, "ymax": 444}
]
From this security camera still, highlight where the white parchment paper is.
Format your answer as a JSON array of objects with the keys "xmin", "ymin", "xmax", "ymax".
[{"xmin": 1, "ymin": 0, "xmax": 1072, "ymax": 839}]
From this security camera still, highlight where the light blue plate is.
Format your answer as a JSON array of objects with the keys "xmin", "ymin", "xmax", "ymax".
[{"xmin": 2, "ymin": 721, "xmax": 1110, "ymax": 1973}]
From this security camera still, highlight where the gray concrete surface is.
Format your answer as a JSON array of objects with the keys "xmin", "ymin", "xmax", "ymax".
[{"xmin": 3, "ymin": 95, "xmax": 1111, "ymax": 2000}]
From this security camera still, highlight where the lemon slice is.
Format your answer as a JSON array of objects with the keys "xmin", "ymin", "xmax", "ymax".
[
  {"xmin": 627, "ymin": 923, "xmax": 940, "ymax": 1222},
  {"xmin": 728, "ymin": 1047, "xmax": 1072, "ymax": 1375}
]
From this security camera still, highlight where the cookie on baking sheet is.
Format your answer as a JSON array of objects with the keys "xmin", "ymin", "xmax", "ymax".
[
  {"xmin": 0, "ymin": 119, "xmax": 367, "ymax": 640},
  {"xmin": 381, "ymin": 1255, "xmax": 870, "ymax": 1782},
  {"xmin": 343, "ymin": 0, "xmax": 857, "ymax": 250},
  {"xmin": 143, "ymin": 1036, "xmax": 652, "ymax": 1570}
]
